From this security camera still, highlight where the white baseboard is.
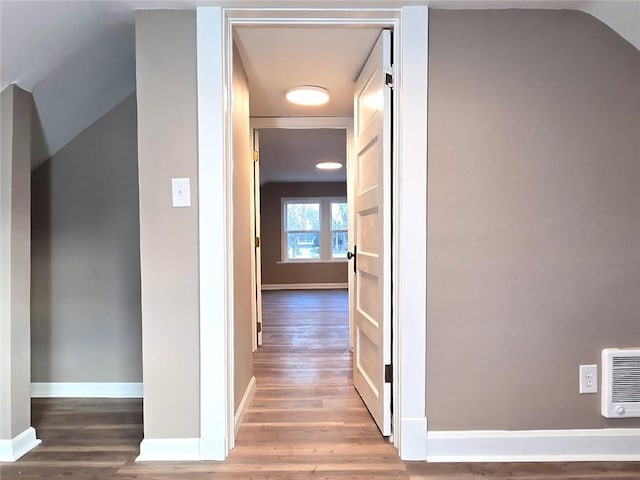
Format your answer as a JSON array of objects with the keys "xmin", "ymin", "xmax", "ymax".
[
  {"xmin": 136, "ymin": 438, "xmax": 200, "ymax": 462},
  {"xmin": 235, "ymin": 376, "xmax": 256, "ymax": 436},
  {"xmin": 426, "ymin": 428, "xmax": 640, "ymax": 462},
  {"xmin": 262, "ymin": 283, "xmax": 347, "ymax": 291},
  {"xmin": 399, "ymin": 416, "xmax": 428, "ymax": 460},
  {"xmin": 0, "ymin": 427, "xmax": 41, "ymax": 462},
  {"xmin": 31, "ymin": 382, "xmax": 143, "ymax": 398}
]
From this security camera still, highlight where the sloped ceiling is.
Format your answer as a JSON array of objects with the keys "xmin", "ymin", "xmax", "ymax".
[
  {"xmin": 1, "ymin": 1, "xmax": 138, "ymax": 168},
  {"xmin": 1, "ymin": 0, "xmax": 638, "ymax": 171}
]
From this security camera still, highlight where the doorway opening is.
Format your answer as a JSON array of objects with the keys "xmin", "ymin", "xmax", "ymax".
[
  {"xmin": 250, "ymin": 120, "xmax": 355, "ymax": 351},
  {"xmin": 233, "ymin": 21, "xmax": 393, "ymax": 445},
  {"xmin": 196, "ymin": 6, "xmax": 428, "ymax": 461}
]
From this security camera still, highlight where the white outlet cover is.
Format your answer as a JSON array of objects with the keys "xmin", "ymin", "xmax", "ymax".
[
  {"xmin": 579, "ymin": 364, "xmax": 598, "ymax": 394},
  {"xmin": 172, "ymin": 178, "xmax": 191, "ymax": 207}
]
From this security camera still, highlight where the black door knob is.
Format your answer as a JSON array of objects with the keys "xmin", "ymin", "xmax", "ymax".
[{"xmin": 347, "ymin": 246, "xmax": 357, "ymax": 274}]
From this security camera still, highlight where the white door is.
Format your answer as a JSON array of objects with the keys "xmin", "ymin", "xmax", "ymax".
[
  {"xmin": 351, "ymin": 29, "xmax": 392, "ymax": 436},
  {"xmin": 253, "ymin": 130, "xmax": 263, "ymax": 348}
]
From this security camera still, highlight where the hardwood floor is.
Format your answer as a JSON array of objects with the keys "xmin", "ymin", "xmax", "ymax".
[
  {"xmin": 228, "ymin": 289, "xmax": 404, "ymax": 478},
  {"xmin": 1, "ymin": 289, "xmax": 637, "ymax": 479}
]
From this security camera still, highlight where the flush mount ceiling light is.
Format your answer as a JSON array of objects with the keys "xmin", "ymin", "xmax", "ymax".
[
  {"xmin": 286, "ymin": 85, "xmax": 330, "ymax": 106},
  {"xmin": 316, "ymin": 162, "xmax": 343, "ymax": 170}
]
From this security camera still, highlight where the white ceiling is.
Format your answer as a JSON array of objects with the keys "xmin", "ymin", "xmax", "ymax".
[
  {"xmin": 1, "ymin": 0, "xmax": 638, "ymax": 172},
  {"xmin": 234, "ymin": 25, "xmax": 383, "ymax": 117},
  {"xmin": 258, "ymin": 128, "xmax": 348, "ymax": 184},
  {"xmin": 235, "ymin": 25, "xmax": 378, "ymax": 184}
]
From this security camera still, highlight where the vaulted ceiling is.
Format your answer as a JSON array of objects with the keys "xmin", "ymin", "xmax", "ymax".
[{"xmin": 1, "ymin": 0, "xmax": 638, "ymax": 172}]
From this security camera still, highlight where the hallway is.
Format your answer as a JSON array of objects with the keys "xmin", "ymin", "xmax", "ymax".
[{"xmin": 227, "ymin": 289, "xmax": 406, "ymax": 477}]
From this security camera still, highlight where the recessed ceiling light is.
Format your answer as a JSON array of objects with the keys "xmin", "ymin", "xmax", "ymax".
[
  {"xmin": 286, "ymin": 86, "xmax": 330, "ymax": 106},
  {"xmin": 316, "ymin": 162, "xmax": 343, "ymax": 170}
]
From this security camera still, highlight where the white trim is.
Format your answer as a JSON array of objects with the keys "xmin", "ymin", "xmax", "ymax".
[
  {"xmin": 395, "ymin": 5, "xmax": 429, "ymax": 461},
  {"xmin": 197, "ymin": 6, "xmax": 231, "ymax": 461},
  {"xmin": 234, "ymin": 376, "xmax": 256, "ymax": 436},
  {"xmin": 400, "ymin": 417, "xmax": 429, "ymax": 461},
  {"xmin": 262, "ymin": 283, "xmax": 348, "ymax": 291},
  {"xmin": 136, "ymin": 438, "xmax": 200, "ymax": 462},
  {"xmin": 427, "ymin": 428, "xmax": 640, "ymax": 462},
  {"xmin": 0, "ymin": 427, "xmax": 41, "ymax": 462},
  {"xmin": 30, "ymin": 382, "xmax": 143, "ymax": 398}
]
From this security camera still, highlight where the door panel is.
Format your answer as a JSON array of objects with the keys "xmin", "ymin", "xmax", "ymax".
[{"xmin": 352, "ymin": 29, "xmax": 392, "ymax": 436}]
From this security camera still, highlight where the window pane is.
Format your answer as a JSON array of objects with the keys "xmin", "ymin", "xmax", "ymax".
[
  {"xmin": 331, "ymin": 202, "xmax": 348, "ymax": 230},
  {"xmin": 332, "ymin": 231, "xmax": 348, "ymax": 258},
  {"xmin": 287, "ymin": 232, "xmax": 320, "ymax": 260},
  {"xmin": 286, "ymin": 203, "xmax": 320, "ymax": 231}
]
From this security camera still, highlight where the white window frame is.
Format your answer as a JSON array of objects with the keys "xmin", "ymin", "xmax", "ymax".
[{"xmin": 281, "ymin": 197, "xmax": 347, "ymax": 263}]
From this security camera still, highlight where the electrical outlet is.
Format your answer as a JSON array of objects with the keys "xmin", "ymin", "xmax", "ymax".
[{"xmin": 579, "ymin": 364, "xmax": 598, "ymax": 394}]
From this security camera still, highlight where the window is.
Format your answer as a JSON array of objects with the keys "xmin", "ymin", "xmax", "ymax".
[
  {"xmin": 330, "ymin": 201, "xmax": 348, "ymax": 258},
  {"xmin": 284, "ymin": 201, "xmax": 321, "ymax": 260},
  {"xmin": 283, "ymin": 198, "xmax": 348, "ymax": 262}
]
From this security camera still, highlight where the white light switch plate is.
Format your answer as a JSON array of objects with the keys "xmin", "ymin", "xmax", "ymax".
[{"xmin": 171, "ymin": 178, "xmax": 191, "ymax": 207}]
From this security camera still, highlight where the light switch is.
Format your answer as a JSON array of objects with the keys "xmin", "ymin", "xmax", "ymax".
[{"xmin": 171, "ymin": 178, "xmax": 191, "ymax": 207}]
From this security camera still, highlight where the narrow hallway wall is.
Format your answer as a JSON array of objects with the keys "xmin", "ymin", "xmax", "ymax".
[{"xmin": 31, "ymin": 93, "xmax": 142, "ymax": 385}]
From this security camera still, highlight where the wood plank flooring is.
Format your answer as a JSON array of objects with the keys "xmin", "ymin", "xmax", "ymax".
[
  {"xmin": 228, "ymin": 289, "xmax": 405, "ymax": 478},
  {"xmin": 1, "ymin": 289, "xmax": 637, "ymax": 479}
]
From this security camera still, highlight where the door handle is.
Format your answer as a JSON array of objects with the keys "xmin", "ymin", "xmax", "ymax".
[{"xmin": 347, "ymin": 245, "xmax": 357, "ymax": 274}]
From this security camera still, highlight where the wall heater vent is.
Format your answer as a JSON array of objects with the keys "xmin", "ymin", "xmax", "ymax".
[{"xmin": 601, "ymin": 348, "xmax": 640, "ymax": 418}]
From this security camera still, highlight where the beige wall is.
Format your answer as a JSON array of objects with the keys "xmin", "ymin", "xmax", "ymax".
[
  {"xmin": 232, "ymin": 44, "xmax": 254, "ymax": 412},
  {"xmin": 30, "ymin": 93, "xmax": 142, "ymax": 383},
  {"xmin": 1, "ymin": 85, "xmax": 33, "ymax": 439},
  {"xmin": 426, "ymin": 9, "xmax": 640, "ymax": 431},
  {"xmin": 135, "ymin": 10, "xmax": 200, "ymax": 439},
  {"xmin": 260, "ymin": 182, "xmax": 348, "ymax": 285}
]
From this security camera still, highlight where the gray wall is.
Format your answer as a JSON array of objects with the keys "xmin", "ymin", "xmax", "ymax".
[
  {"xmin": 135, "ymin": 10, "xmax": 200, "ymax": 439},
  {"xmin": 232, "ymin": 44, "xmax": 254, "ymax": 412},
  {"xmin": 260, "ymin": 182, "xmax": 348, "ymax": 286},
  {"xmin": 1, "ymin": 85, "xmax": 32, "ymax": 439},
  {"xmin": 426, "ymin": 9, "xmax": 640, "ymax": 431},
  {"xmin": 30, "ymin": 93, "xmax": 142, "ymax": 383}
]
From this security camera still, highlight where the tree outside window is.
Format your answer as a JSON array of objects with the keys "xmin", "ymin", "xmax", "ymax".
[
  {"xmin": 331, "ymin": 201, "xmax": 348, "ymax": 259},
  {"xmin": 285, "ymin": 202, "xmax": 320, "ymax": 260}
]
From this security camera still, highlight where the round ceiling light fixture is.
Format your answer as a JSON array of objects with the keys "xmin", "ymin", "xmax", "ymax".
[
  {"xmin": 286, "ymin": 85, "xmax": 330, "ymax": 106},
  {"xmin": 316, "ymin": 162, "xmax": 343, "ymax": 170}
]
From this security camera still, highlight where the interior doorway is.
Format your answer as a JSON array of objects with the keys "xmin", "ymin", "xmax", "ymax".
[
  {"xmin": 250, "ymin": 120, "xmax": 356, "ymax": 351},
  {"xmin": 233, "ymin": 16, "xmax": 396, "ymax": 451},
  {"xmin": 196, "ymin": 6, "xmax": 429, "ymax": 461},
  {"xmin": 236, "ymin": 18, "xmax": 395, "ymax": 442}
]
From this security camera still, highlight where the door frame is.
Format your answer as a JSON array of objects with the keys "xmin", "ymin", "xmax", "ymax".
[
  {"xmin": 250, "ymin": 117, "xmax": 355, "ymax": 351},
  {"xmin": 196, "ymin": 5, "xmax": 428, "ymax": 461}
]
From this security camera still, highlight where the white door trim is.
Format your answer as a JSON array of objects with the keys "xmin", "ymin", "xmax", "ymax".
[
  {"xmin": 395, "ymin": 5, "xmax": 429, "ymax": 460},
  {"xmin": 196, "ymin": 6, "xmax": 232, "ymax": 461},
  {"xmin": 196, "ymin": 5, "xmax": 428, "ymax": 461}
]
